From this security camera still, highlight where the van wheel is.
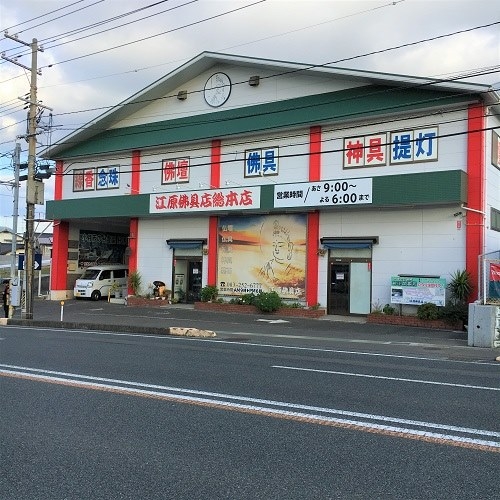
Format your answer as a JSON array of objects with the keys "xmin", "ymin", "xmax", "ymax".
[{"xmin": 91, "ymin": 290, "xmax": 101, "ymax": 301}]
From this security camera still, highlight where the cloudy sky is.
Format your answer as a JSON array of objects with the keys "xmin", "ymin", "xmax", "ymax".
[{"xmin": 0, "ymin": 0, "xmax": 498, "ymax": 231}]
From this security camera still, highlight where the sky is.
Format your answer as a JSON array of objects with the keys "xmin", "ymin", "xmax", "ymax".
[{"xmin": 0, "ymin": 0, "xmax": 499, "ymax": 233}]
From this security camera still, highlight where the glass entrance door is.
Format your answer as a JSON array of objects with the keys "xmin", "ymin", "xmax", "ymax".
[
  {"xmin": 328, "ymin": 259, "xmax": 372, "ymax": 315},
  {"xmin": 187, "ymin": 260, "xmax": 202, "ymax": 302},
  {"xmin": 329, "ymin": 262, "xmax": 350, "ymax": 315}
]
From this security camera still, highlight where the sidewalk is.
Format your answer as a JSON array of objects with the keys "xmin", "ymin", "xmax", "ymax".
[{"xmin": 4, "ymin": 297, "xmax": 499, "ymax": 362}]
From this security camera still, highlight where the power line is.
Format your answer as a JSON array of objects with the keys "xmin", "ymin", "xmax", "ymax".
[
  {"xmin": 40, "ymin": 64, "xmax": 497, "ymax": 152},
  {"xmin": 42, "ymin": 0, "xmax": 192, "ymax": 49},
  {"xmin": 43, "ymin": 0, "xmax": 267, "ymax": 69},
  {"xmin": 1, "ymin": 6, "xmax": 497, "ymax": 163},
  {"xmin": 0, "ymin": 0, "xmax": 404, "ymax": 86},
  {"xmin": 55, "ymin": 124, "xmax": 500, "ymax": 180},
  {"xmin": 0, "ymin": 64, "xmax": 496, "ymax": 159},
  {"xmin": 0, "ymin": 0, "xmax": 89, "ymax": 32}
]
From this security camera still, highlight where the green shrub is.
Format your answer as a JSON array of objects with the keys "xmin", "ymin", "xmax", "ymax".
[
  {"xmin": 200, "ymin": 285, "xmax": 218, "ymax": 302},
  {"xmin": 383, "ymin": 303, "xmax": 396, "ymax": 315},
  {"xmin": 241, "ymin": 293, "xmax": 257, "ymax": 305},
  {"xmin": 128, "ymin": 271, "xmax": 142, "ymax": 296},
  {"xmin": 253, "ymin": 291, "xmax": 282, "ymax": 313},
  {"xmin": 440, "ymin": 302, "xmax": 468, "ymax": 324},
  {"xmin": 447, "ymin": 269, "xmax": 473, "ymax": 305},
  {"xmin": 371, "ymin": 301, "xmax": 384, "ymax": 314},
  {"xmin": 417, "ymin": 302, "xmax": 440, "ymax": 320}
]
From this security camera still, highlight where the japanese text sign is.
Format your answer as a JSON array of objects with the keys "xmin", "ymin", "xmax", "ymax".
[
  {"xmin": 150, "ymin": 187, "xmax": 260, "ymax": 214},
  {"xmin": 390, "ymin": 276, "xmax": 446, "ymax": 306},
  {"xmin": 244, "ymin": 147, "xmax": 279, "ymax": 177},
  {"xmin": 273, "ymin": 178, "xmax": 372, "ymax": 208},
  {"xmin": 96, "ymin": 165, "xmax": 120, "ymax": 190},
  {"xmin": 343, "ymin": 127, "xmax": 438, "ymax": 169},
  {"xmin": 73, "ymin": 166, "xmax": 120, "ymax": 192},
  {"xmin": 162, "ymin": 158, "xmax": 190, "ymax": 184}
]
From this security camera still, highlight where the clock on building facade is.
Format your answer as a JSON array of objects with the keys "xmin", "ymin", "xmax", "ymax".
[{"xmin": 204, "ymin": 72, "xmax": 231, "ymax": 107}]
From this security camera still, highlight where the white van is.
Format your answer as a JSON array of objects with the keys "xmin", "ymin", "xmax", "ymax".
[{"xmin": 74, "ymin": 265, "xmax": 128, "ymax": 301}]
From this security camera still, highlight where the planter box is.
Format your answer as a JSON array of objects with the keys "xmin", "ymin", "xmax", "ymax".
[
  {"xmin": 367, "ymin": 313, "xmax": 463, "ymax": 330},
  {"xmin": 127, "ymin": 296, "xmax": 169, "ymax": 308},
  {"xmin": 194, "ymin": 301, "xmax": 326, "ymax": 318},
  {"xmin": 109, "ymin": 298, "xmax": 126, "ymax": 305}
]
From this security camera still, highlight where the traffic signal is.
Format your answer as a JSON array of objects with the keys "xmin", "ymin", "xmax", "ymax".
[
  {"xmin": 18, "ymin": 163, "xmax": 55, "ymax": 182},
  {"xmin": 35, "ymin": 163, "xmax": 54, "ymax": 180}
]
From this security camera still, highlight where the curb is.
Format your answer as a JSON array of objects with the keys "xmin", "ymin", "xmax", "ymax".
[{"xmin": 4, "ymin": 319, "xmax": 216, "ymax": 338}]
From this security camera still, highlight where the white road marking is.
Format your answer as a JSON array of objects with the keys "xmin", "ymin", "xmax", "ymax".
[
  {"xmin": 1, "ymin": 363, "xmax": 498, "ymax": 452},
  {"xmin": 273, "ymin": 365, "xmax": 500, "ymax": 391}
]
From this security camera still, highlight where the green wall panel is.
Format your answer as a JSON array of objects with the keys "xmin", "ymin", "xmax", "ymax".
[
  {"xmin": 46, "ymin": 194, "xmax": 150, "ymax": 220},
  {"xmin": 47, "ymin": 171, "xmax": 467, "ymax": 221},
  {"xmin": 372, "ymin": 170, "xmax": 467, "ymax": 206},
  {"xmin": 54, "ymin": 86, "xmax": 471, "ymax": 159}
]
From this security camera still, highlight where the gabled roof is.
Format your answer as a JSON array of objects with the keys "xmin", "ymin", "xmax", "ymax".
[{"xmin": 44, "ymin": 51, "xmax": 497, "ymax": 159}]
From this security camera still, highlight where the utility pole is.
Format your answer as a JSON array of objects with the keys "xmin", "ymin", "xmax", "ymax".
[
  {"xmin": 10, "ymin": 143, "xmax": 21, "ymax": 280},
  {"xmin": 2, "ymin": 35, "xmax": 44, "ymax": 319}
]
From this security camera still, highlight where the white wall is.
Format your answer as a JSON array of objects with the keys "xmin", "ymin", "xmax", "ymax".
[
  {"xmin": 485, "ymin": 115, "xmax": 500, "ymax": 253},
  {"xmin": 318, "ymin": 206, "xmax": 466, "ymax": 308},
  {"xmin": 322, "ymin": 108, "xmax": 468, "ymax": 180},
  {"xmin": 62, "ymin": 153, "xmax": 133, "ymax": 200},
  {"xmin": 111, "ymin": 64, "xmax": 365, "ymax": 128},
  {"xmin": 220, "ymin": 128, "xmax": 311, "ymax": 187},
  {"xmin": 139, "ymin": 141, "xmax": 212, "ymax": 194},
  {"xmin": 137, "ymin": 216, "xmax": 208, "ymax": 292}
]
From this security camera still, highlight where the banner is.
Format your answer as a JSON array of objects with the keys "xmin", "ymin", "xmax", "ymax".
[
  {"xmin": 217, "ymin": 214, "xmax": 307, "ymax": 300},
  {"xmin": 489, "ymin": 263, "xmax": 500, "ymax": 299},
  {"xmin": 390, "ymin": 276, "xmax": 446, "ymax": 306}
]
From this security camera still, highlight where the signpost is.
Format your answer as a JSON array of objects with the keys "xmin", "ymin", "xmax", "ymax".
[{"xmin": 18, "ymin": 253, "xmax": 42, "ymax": 271}]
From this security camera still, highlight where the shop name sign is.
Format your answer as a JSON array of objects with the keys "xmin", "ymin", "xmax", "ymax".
[
  {"xmin": 273, "ymin": 178, "xmax": 372, "ymax": 208},
  {"xmin": 390, "ymin": 276, "xmax": 446, "ymax": 306},
  {"xmin": 150, "ymin": 187, "xmax": 260, "ymax": 214}
]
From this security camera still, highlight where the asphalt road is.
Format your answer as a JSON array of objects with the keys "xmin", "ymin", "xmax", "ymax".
[{"xmin": 1, "ymin": 305, "xmax": 499, "ymax": 499}]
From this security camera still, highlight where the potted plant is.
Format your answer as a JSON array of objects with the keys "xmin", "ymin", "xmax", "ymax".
[
  {"xmin": 128, "ymin": 270, "xmax": 142, "ymax": 296},
  {"xmin": 200, "ymin": 285, "xmax": 218, "ymax": 302}
]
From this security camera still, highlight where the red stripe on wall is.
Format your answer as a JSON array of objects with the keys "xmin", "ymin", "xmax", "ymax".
[
  {"xmin": 211, "ymin": 140, "xmax": 221, "ymax": 188},
  {"xmin": 208, "ymin": 216, "xmax": 218, "ymax": 285},
  {"xmin": 466, "ymin": 104, "xmax": 485, "ymax": 300},
  {"xmin": 131, "ymin": 150, "xmax": 141, "ymax": 193},
  {"xmin": 128, "ymin": 218, "xmax": 138, "ymax": 289},
  {"xmin": 50, "ymin": 221, "xmax": 69, "ymax": 290},
  {"xmin": 207, "ymin": 140, "xmax": 222, "ymax": 286},
  {"xmin": 307, "ymin": 212, "xmax": 320, "ymax": 306},
  {"xmin": 309, "ymin": 126, "xmax": 322, "ymax": 182},
  {"xmin": 54, "ymin": 160, "xmax": 63, "ymax": 200},
  {"xmin": 307, "ymin": 126, "xmax": 322, "ymax": 306}
]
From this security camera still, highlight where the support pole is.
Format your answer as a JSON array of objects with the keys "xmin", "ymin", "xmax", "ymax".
[
  {"xmin": 22, "ymin": 39, "xmax": 39, "ymax": 320},
  {"xmin": 11, "ymin": 143, "xmax": 20, "ymax": 280}
]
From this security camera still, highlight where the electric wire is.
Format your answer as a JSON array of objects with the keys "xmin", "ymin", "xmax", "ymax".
[{"xmin": 1, "ymin": 4, "xmax": 498, "ymax": 172}]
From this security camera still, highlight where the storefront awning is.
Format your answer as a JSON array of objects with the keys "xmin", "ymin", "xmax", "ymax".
[
  {"xmin": 320, "ymin": 237, "xmax": 378, "ymax": 249},
  {"xmin": 166, "ymin": 239, "xmax": 206, "ymax": 249}
]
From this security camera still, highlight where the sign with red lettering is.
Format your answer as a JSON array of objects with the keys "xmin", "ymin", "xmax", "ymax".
[
  {"xmin": 490, "ymin": 263, "xmax": 500, "ymax": 281},
  {"xmin": 162, "ymin": 158, "xmax": 190, "ymax": 184},
  {"xmin": 149, "ymin": 187, "xmax": 260, "ymax": 214}
]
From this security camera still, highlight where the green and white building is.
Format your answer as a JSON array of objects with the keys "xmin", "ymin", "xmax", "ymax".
[{"xmin": 44, "ymin": 52, "xmax": 500, "ymax": 314}]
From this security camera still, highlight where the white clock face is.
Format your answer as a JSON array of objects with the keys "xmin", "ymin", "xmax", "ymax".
[{"xmin": 204, "ymin": 72, "xmax": 231, "ymax": 107}]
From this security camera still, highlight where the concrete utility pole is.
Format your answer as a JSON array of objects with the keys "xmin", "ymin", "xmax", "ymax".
[
  {"xmin": 11, "ymin": 143, "xmax": 21, "ymax": 280},
  {"xmin": 2, "ymin": 35, "xmax": 44, "ymax": 319}
]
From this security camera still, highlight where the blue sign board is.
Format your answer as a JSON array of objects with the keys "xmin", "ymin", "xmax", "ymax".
[{"xmin": 18, "ymin": 254, "xmax": 43, "ymax": 271}]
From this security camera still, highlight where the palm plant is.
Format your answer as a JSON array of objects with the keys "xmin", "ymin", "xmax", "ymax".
[{"xmin": 447, "ymin": 269, "xmax": 473, "ymax": 305}]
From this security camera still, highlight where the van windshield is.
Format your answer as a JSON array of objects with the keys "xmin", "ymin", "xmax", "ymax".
[{"xmin": 80, "ymin": 269, "xmax": 100, "ymax": 280}]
